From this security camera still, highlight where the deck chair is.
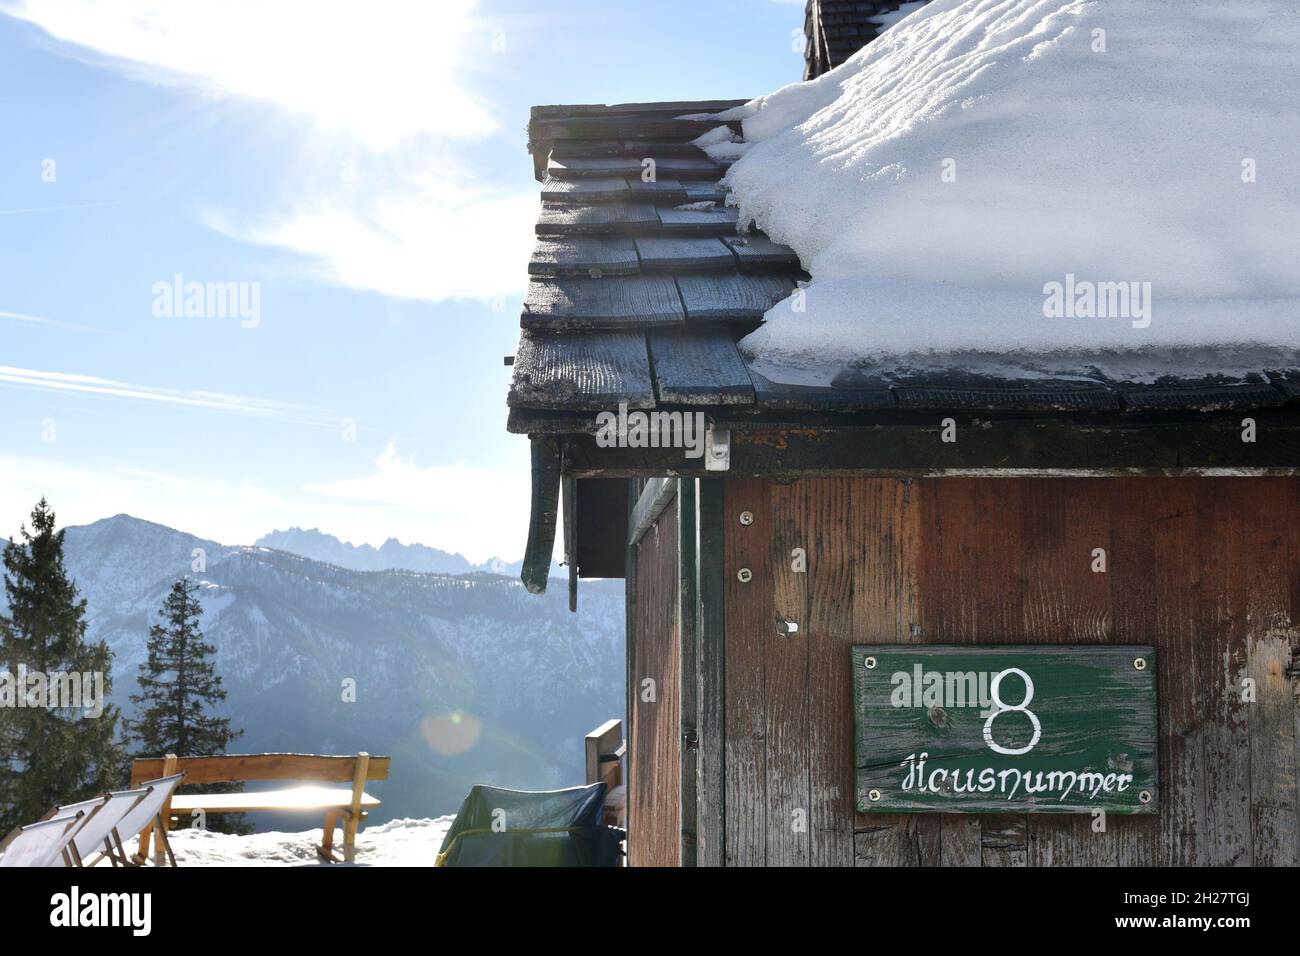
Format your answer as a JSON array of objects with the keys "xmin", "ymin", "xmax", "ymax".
[
  {"xmin": 42, "ymin": 797, "xmax": 109, "ymax": 866},
  {"xmin": 106, "ymin": 773, "xmax": 184, "ymax": 867},
  {"xmin": 0, "ymin": 812, "xmax": 85, "ymax": 867},
  {"xmin": 46, "ymin": 789, "xmax": 151, "ymax": 867}
]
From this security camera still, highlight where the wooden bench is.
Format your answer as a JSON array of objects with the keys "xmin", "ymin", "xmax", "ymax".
[
  {"xmin": 585, "ymin": 719, "xmax": 626, "ymax": 828},
  {"xmin": 130, "ymin": 752, "xmax": 390, "ymax": 863}
]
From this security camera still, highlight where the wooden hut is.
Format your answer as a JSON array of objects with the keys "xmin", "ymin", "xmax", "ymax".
[{"xmin": 506, "ymin": 50, "xmax": 1300, "ymax": 870}]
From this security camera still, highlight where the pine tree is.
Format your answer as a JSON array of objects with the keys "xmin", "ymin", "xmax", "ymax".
[
  {"xmin": 125, "ymin": 575, "xmax": 249, "ymax": 833},
  {"xmin": 0, "ymin": 498, "xmax": 128, "ymax": 833}
]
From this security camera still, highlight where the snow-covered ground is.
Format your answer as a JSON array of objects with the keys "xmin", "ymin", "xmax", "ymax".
[
  {"xmin": 714, "ymin": 0, "xmax": 1300, "ymax": 375},
  {"xmin": 160, "ymin": 816, "xmax": 454, "ymax": 866}
]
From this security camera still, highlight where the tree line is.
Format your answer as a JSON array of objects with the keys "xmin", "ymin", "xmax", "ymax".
[{"xmin": 0, "ymin": 498, "xmax": 245, "ymax": 834}]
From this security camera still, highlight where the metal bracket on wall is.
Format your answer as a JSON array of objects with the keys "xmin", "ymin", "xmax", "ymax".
[{"xmin": 705, "ymin": 425, "xmax": 730, "ymax": 472}]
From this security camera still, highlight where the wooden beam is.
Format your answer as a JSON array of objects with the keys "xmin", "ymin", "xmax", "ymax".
[
  {"xmin": 629, "ymin": 477, "xmax": 678, "ymax": 546},
  {"xmin": 695, "ymin": 479, "xmax": 727, "ymax": 866},
  {"xmin": 623, "ymin": 478, "xmax": 639, "ymax": 863},
  {"xmin": 678, "ymin": 478, "xmax": 700, "ymax": 867},
  {"xmin": 131, "ymin": 752, "xmax": 391, "ymax": 785},
  {"xmin": 585, "ymin": 718, "xmax": 623, "ymax": 785},
  {"xmin": 552, "ymin": 410, "xmax": 1300, "ymax": 477}
]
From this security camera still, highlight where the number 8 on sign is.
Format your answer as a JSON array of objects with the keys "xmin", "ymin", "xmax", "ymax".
[{"xmin": 982, "ymin": 667, "xmax": 1042, "ymax": 755}]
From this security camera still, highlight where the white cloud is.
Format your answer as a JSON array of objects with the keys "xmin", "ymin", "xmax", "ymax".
[
  {"xmin": 0, "ymin": 364, "xmax": 332, "ymax": 425},
  {"xmin": 303, "ymin": 441, "xmax": 531, "ymax": 560},
  {"xmin": 0, "ymin": 443, "xmax": 535, "ymax": 563},
  {"xmin": 3, "ymin": 0, "xmax": 537, "ymax": 303},
  {"xmin": 0, "ymin": 0, "xmax": 493, "ymax": 149},
  {"xmin": 209, "ymin": 178, "xmax": 537, "ymax": 303}
]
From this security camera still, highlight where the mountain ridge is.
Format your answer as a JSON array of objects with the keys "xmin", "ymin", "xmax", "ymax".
[{"xmin": 1, "ymin": 514, "xmax": 622, "ymax": 824}]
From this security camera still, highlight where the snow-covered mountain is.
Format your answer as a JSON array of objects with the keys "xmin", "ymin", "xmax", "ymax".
[
  {"xmin": 4, "ymin": 515, "xmax": 624, "ymax": 824},
  {"xmin": 252, "ymin": 527, "xmax": 565, "ymax": 579}
]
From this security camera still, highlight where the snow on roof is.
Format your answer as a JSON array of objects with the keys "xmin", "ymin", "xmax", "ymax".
[{"xmin": 723, "ymin": 0, "xmax": 1300, "ymax": 374}]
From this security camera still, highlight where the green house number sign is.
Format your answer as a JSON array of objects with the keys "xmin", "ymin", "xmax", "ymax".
[{"xmin": 853, "ymin": 645, "xmax": 1158, "ymax": 814}]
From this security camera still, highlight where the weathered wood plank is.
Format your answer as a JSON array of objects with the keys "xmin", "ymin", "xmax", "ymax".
[
  {"xmin": 678, "ymin": 479, "xmax": 700, "ymax": 866},
  {"xmin": 548, "ymin": 156, "xmax": 644, "ymax": 179},
  {"xmin": 1149, "ymin": 481, "xmax": 1209, "ymax": 865},
  {"xmin": 1198, "ymin": 490, "xmax": 1253, "ymax": 865},
  {"xmin": 648, "ymin": 328, "xmax": 755, "ymax": 406},
  {"xmin": 723, "ymin": 234, "xmax": 802, "ymax": 273},
  {"xmin": 629, "ymin": 498, "xmax": 681, "ymax": 866},
  {"xmin": 723, "ymin": 479, "xmax": 772, "ymax": 866},
  {"xmin": 684, "ymin": 182, "xmax": 729, "ymax": 204},
  {"xmin": 533, "ymin": 116, "xmax": 722, "ymax": 141},
  {"xmin": 623, "ymin": 178, "xmax": 688, "ymax": 204},
  {"xmin": 540, "ymin": 175, "xmax": 630, "ymax": 204},
  {"xmin": 980, "ymin": 817, "xmax": 1028, "ymax": 867},
  {"xmin": 508, "ymin": 330, "xmax": 655, "ymax": 410},
  {"xmin": 766, "ymin": 482, "xmax": 811, "ymax": 866},
  {"xmin": 812, "ymin": 480, "xmax": 876, "ymax": 866},
  {"xmin": 657, "ymin": 205, "xmax": 740, "ymax": 236},
  {"xmin": 1248, "ymin": 635, "xmax": 1299, "ymax": 865},
  {"xmin": 528, "ymin": 236, "xmax": 640, "ymax": 277},
  {"xmin": 548, "ymin": 140, "xmax": 625, "ymax": 159},
  {"xmin": 536, "ymin": 201, "xmax": 660, "ymax": 236},
  {"xmin": 521, "ymin": 276, "xmax": 684, "ymax": 331},
  {"xmin": 651, "ymin": 156, "xmax": 723, "ymax": 180},
  {"xmin": 633, "ymin": 237, "xmax": 736, "ymax": 273},
  {"xmin": 696, "ymin": 480, "xmax": 728, "ymax": 867},
  {"xmin": 677, "ymin": 274, "xmax": 796, "ymax": 322}
]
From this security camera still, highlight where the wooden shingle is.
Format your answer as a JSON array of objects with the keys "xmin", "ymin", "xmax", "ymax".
[
  {"xmin": 529, "ymin": 237, "xmax": 640, "ymax": 277},
  {"xmin": 634, "ymin": 237, "xmax": 736, "ymax": 273},
  {"xmin": 547, "ymin": 156, "xmax": 644, "ymax": 178},
  {"xmin": 540, "ymin": 176, "xmax": 630, "ymax": 204},
  {"xmin": 677, "ymin": 274, "xmax": 797, "ymax": 322},
  {"xmin": 723, "ymin": 234, "xmax": 802, "ymax": 273},
  {"xmin": 536, "ymin": 202, "xmax": 660, "ymax": 236},
  {"xmin": 509, "ymin": 330, "xmax": 656, "ymax": 410},
  {"xmin": 522, "ymin": 276, "xmax": 685, "ymax": 330},
  {"xmin": 624, "ymin": 178, "xmax": 689, "ymax": 204},
  {"xmin": 657, "ymin": 205, "xmax": 740, "ymax": 236},
  {"xmin": 649, "ymin": 328, "xmax": 755, "ymax": 406}
]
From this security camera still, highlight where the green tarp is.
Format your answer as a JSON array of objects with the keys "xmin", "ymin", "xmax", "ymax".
[{"xmin": 436, "ymin": 782, "xmax": 624, "ymax": 867}]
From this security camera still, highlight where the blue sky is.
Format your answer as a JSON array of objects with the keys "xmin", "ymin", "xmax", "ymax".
[{"xmin": 0, "ymin": 0, "xmax": 806, "ymax": 561}]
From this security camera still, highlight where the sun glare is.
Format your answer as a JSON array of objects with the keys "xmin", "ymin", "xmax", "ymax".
[{"xmin": 3, "ymin": 0, "xmax": 490, "ymax": 150}]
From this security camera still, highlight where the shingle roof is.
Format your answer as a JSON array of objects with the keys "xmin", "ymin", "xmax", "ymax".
[
  {"xmin": 509, "ymin": 100, "xmax": 806, "ymax": 430},
  {"xmin": 506, "ymin": 101, "xmax": 1300, "ymax": 440}
]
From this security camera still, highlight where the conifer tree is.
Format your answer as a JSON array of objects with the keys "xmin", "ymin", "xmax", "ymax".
[
  {"xmin": 0, "ymin": 498, "xmax": 127, "ymax": 833},
  {"xmin": 126, "ymin": 575, "xmax": 249, "ymax": 833}
]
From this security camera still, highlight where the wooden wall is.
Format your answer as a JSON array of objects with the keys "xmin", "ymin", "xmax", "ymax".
[
  {"xmin": 719, "ymin": 476, "xmax": 1300, "ymax": 866},
  {"xmin": 628, "ymin": 496, "xmax": 681, "ymax": 867}
]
